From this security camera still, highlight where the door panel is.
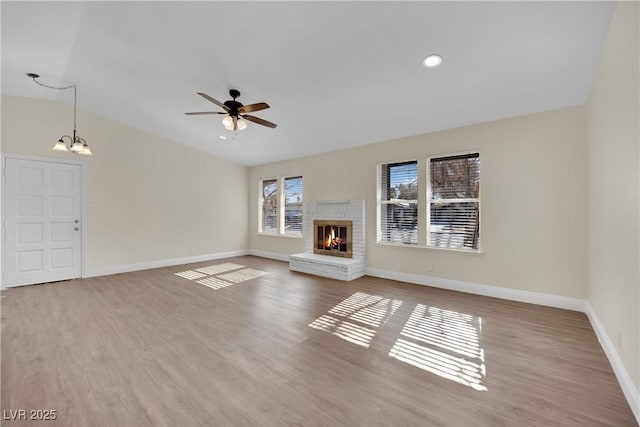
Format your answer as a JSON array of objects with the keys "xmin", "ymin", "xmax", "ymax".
[
  {"xmin": 51, "ymin": 169, "xmax": 73, "ymax": 189},
  {"xmin": 17, "ymin": 250, "xmax": 44, "ymax": 272},
  {"xmin": 18, "ymin": 167, "xmax": 44, "ymax": 189},
  {"xmin": 18, "ymin": 195, "xmax": 44, "ymax": 216},
  {"xmin": 51, "ymin": 196, "xmax": 73, "ymax": 216},
  {"xmin": 51, "ymin": 222, "xmax": 73, "ymax": 242},
  {"xmin": 51, "ymin": 248, "xmax": 74, "ymax": 269},
  {"xmin": 17, "ymin": 223, "xmax": 43, "ymax": 244},
  {"xmin": 5, "ymin": 158, "xmax": 83, "ymax": 287}
]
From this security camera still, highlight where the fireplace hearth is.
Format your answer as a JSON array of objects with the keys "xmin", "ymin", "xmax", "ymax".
[
  {"xmin": 290, "ymin": 199, "xmax": 365, "ymax": 281},
  {"xmin": 314, "ymin": 220, "xmax": 352, "ymax": 258}
]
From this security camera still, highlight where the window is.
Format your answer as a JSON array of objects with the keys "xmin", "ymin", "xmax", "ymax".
[
  {"xmin": 378, "ymin": 161, "xmax": 418, "ymax": 244},
  {"xmin": 427, "ymin": 153, "xmax": 480, "ymax": 250},
  {"xmin": 284, "ymin": 176, "xmax": 303, "ymax": 235},
  {"xmin": 261, "ymin": 179, "xmax": 278, "ymax": 234},
  {"xmin": 259, "ymin": 176, "xmax": 304, "ymax": 236}
]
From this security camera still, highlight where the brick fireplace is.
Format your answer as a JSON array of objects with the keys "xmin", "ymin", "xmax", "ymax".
[{"xmin": 289, "ymin": 199, "xmax": 365, "ymax": 281}]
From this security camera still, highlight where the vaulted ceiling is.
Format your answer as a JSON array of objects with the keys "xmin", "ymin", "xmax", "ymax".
[{"xmin": 2, "ymin": 1, "xmax": 615, "ymax": 166}]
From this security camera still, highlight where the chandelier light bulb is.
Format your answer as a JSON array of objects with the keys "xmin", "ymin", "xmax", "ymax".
[
  {"xmin": 80, "ymin": 143, "xmax": 93, "ymax": 156},
  {"xmin": 52, "ymin": 139, "xmax": 69, "ymax": 152},
  {"xmin": 70, "ymin": 139, "xmax": 84, "ymax": 153}
]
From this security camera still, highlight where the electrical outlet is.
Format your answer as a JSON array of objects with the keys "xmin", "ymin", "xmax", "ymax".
[{"xmin": 426, "ymin": 263, "xmax": 433, "ymax": 272}]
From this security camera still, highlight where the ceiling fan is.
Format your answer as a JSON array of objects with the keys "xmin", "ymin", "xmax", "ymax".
[{"xmin": 185, "ymin": 89, "xmax": 277, "ymax": 131}]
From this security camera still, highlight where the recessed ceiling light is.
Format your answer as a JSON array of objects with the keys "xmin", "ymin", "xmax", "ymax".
[
  {"xmin": 423, "ymin": 54, "xmax": 443, "ymax": 68},
  {"xmin": 219, "ymin": 135, "xmax": 227, "ymax": 140}
]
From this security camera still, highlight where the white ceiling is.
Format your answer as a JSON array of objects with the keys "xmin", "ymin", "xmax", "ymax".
[{"xmin": 2, "ymin": 1, "xmax": 614, "ymax": 166}]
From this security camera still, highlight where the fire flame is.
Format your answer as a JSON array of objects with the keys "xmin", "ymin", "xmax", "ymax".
[{"xmin": 324, "ymin": 227, "xmax": 343, "ymax": 249}]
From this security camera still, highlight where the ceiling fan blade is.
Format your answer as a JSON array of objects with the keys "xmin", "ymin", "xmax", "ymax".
[
  {"xmin": 242, "ymin": 114, "xmax": 277, "ymax": 128},
  {"xmin": 239, "ymin": 102, "xmax": 270, "ymax": 114},
  {"xmin": 197, "ymin": 92, "xmax": 229, "ymax": 111},
  {"xmin": 185, "ymin": 111, "xmax": 226, "ymax": 115}
]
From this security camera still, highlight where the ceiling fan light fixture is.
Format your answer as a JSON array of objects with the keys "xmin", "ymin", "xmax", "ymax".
[
  {"xmin": 187, "ymin": 90, "xmax": 277, "ymax": 133},
  {"xmin": 222, "ymin": 115, "xmax": 235, "ymax": 131},
  {"xmin": 423, "ymin": 54, "xmax": 443, "ymax": 68}
]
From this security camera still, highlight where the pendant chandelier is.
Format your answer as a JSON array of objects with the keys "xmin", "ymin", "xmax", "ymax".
[{"xmin": 27, "ymin": 73, "xmax": 92, "ymax": 156}]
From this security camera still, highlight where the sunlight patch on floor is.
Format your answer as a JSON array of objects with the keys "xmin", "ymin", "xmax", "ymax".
[
  {"xmin": 219, "ymin": 268, "xmax": 269, "ymax": 283},
  {"xmin": 389, "ymin": 304, "xmax": 487, "ymax": 391},
  {"xmin": 308, "ymin": 315, "xmax": 376, "ymax": 347},
  {"xmin": 194, "ymin": 263, "xmax": 245, "ymax": 275},
  {"xmin": 308, "ymin": 291, "xmax": 402, "ymax": 348},
  {"xmin": 389, "ymin": 338, "xmax": 487, "ymax": 391},
  {"xmin": 196, "ymin": 276, "xmax": 235, "ymax": 290},
  {"xmin": 174, "ymin": 270, "xmax": 207, "ymax": 280},
  {"xmin": 328, "ymin": 292, "xmax": 402, "ymax": 328},
  {"xmin": 174, "ymin": 264, "xmax": 268, "ymax": 290},
  {"xmin": 401, "ymin": 305, "xmax": 482, "ymax": 358}
]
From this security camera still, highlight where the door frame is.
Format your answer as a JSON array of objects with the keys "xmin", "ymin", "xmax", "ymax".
[{"xmin": 1, "ymin": 153, "xmax": 88, "ymax": 289}]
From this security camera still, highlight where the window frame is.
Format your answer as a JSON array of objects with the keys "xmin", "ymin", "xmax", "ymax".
[
  {"xmin": 426, "ymin": 150, "xmax": 481, "ymax": 252},
  {"xmin": 258, "ymin": 177, "xmax": 279, "ymax": 235},
  {"xmin": 377, "ymin": 159, "xmax": 419, "ymax": 245},
  {"xmin": 258, "ymin": 175, "xmax": 304, "ymax": 238}
]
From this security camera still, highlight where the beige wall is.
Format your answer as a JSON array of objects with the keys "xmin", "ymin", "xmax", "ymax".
[
  {"xmin": 249, "ymin": 106, "xmax": 588, "ymax": 298},
  {"xmin": 1, "ymin": 96, "xmax": 248, "ymax": 275},
  {"xmin": 586, "ymin": 2, "xmax": 639, "ymax": 392}
]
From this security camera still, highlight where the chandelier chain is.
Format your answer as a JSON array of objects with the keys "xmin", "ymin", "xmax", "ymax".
[{"xmin": 30, "ymin": 76, "xmax": 77, "ymax": 132}]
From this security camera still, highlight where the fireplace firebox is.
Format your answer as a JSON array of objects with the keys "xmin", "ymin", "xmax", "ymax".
[{"xmin": 314, "ymin": 220, "xmax": 352, "ymax": 258}]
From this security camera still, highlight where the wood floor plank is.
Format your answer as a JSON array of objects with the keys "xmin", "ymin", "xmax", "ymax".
[{"xmin": 1, "ymin": 256, "xmax": 636, "ymax": 426}]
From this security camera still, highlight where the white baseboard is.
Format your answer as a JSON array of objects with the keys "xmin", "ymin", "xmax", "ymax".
[
  {"xmin": 585, "ymin": 302, "xmax": 640, "ymax": 424},
  {"xmin": 365, "ymin": 267, "xmax": 586, "ymax": 311},
  {"xmin": 247, "ymin": 249, "xmax": 290, "ymax": 262},
  {"xmin": 83, "ymin": 250, "xmax": 249, "ymax": 278}
]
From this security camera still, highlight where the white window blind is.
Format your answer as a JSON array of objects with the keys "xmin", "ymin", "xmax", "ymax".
[
  {"xmin": 261, "ymin": 179, "xmax": 278, "ymax": 233},
  {"xmin": 379, "ymin": 161, "xmax": 418, "ymax": 244},
  {"xmin": 259, "ymin": 176, "xmax": 304, "ymax": 236},
  {"xmin": 284, "ymin": 176, "xmax": 303, "ymax": 235},
  {"xmin": 428, "ymin": 153, "xmax": 480, "ymax": 250}
]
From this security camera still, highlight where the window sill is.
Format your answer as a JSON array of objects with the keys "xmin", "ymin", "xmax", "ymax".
[
  {"xmin": 257, "ymin": 232, "xmax": 303, "ymax": 239},
  {"xmin": 375, "ymin": 242, "xmax": 483, "ymax": 255}
]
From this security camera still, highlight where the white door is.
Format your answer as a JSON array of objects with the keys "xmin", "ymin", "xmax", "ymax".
[{"xmin": 4, "ymin": 158, "xmax": 83, "ymax": 287}]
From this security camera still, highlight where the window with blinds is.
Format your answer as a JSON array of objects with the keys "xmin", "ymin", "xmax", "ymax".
[
  {"xmin": 261, "ymin": 179, "xmax": 278, "ymax": 233},
  {"xmin": 379, "ymin": 161, "xmax": 418, "ymax": 244},
  {"xmin": 284, "ymin": 176, "xmax": 303, "ymax": 235},
  {"xmin": 427, "ymin": 153, "xmax": 480, "ymax": 250},
  {"xmin": 259, "ymin": 176, "xmax": 304, "ymax": 236}
]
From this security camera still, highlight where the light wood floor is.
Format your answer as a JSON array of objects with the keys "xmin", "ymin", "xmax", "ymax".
[{"xmin": 1, "ymin": 256, "xmax": 636, "ymax": 426}]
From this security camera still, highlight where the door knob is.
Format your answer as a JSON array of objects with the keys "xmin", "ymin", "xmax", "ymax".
[
  {"xmin": 74, "ymin": 219, "xmax": 80, "ymax": 224},
  {"xmin": 74, "ymin": 227, "xmax": 80, "ymax": 231}
]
